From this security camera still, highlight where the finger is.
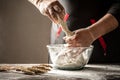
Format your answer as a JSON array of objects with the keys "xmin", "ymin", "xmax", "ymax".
[
  {"xmin": 66, "ymin": 43, "xmax": 72, "ymax": 47},
  {"xmin": 65, "ymin": 43, "xmax": 76, "ymax": 47},
  {"xmin": 65, "ymin": 37, "xmax": 73, "ymax": 44},
  {"xmin": 53, "ymin": 1, "xmax": 64, "ymax": 12},
  {"xmin": 49, "ymin": 8, "xmax": 57, "ymax": 19},
  {"xmin": 36, "ymin": 0, "xmax": 40, "ymax": 5},
  {"xmin": 65, "ymin": 37, "xmax": 81, "ymax": 47},
  {"xmin": 63, "ymin": 36, "xmax": 67, "ymax": 40},
  {"xmin": 49, "ymin": 7, "xmax": 59, "ymax": 23},
  {"xmin": 53, "ymin": 7, "xmax": 65, "ymax": 20},
  {"xmin": 52, "ymin": 1, "xmax": 65, "ymax": 20},
  {"xmin": 53, "ymin": 5, "xmax": 62, "ymax": 13},
  {"xmin": 46, "ymin": 12, "xmax": 56, "ymax": 23},
  {"xmin": 66, "ymin": 43, "xmax": 78, "ymax": 47},
  {"xmin": 64, "ymin": 35, "xmax": 75, "ymax": 43},
  {"xmin": 45, "ymin": 9, "xmax": 52, "ymax": 19},
  {"xmin": 59, "ymin": 10, "xmax": 65, "ymax": 20},
  {"xmin": 46, "ymin": 8, "xmax": 58, "ymax": 23}
]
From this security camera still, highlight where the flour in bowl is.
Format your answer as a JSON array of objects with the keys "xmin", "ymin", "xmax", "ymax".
[
  {"xmin": 54, "ymin": 46, "xmax": 88, "ymax": 69},
  {"xmin": 47, "ymin": 44, "xmax": 93, "ymax": 69}
]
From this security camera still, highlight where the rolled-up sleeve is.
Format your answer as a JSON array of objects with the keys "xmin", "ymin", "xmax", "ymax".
[{"xmin": 107, "ymin": 0, "xmax": 120, "ymax": 25}]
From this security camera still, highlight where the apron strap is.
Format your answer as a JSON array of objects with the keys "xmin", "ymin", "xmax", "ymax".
[{"xmin": 90, "ymin": 19, "xmax": 107, "ymax": 56}]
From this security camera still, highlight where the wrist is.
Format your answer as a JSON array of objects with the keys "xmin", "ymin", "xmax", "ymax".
[{"xmin": 86, "ymin": 27, "xmax": 99, "ymax": 41}]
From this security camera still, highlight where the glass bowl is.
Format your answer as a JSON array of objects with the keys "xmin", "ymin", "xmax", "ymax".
[{"xmin": 47, "ymin": 44, "xmax": 93, "ymax": 70}]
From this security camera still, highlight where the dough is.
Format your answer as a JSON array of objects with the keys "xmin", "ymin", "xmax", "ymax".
[{"xmin": 54, "ymin": 45, "xmax": 88, "ymax": 69}]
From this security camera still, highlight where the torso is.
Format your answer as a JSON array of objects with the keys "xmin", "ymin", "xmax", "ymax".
[{"xmin": 57, "ymin": 0, "xmax": 120, "ymax": 63}]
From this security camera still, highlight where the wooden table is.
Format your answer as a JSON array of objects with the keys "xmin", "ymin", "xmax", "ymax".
[{"xmin": 0, "ymin": 64, "xmax": 120, "ymax": 80}]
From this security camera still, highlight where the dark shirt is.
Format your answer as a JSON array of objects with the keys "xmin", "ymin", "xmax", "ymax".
[{"xmin": 58, "ymin": 0, "xmax": 120, "ymax": 63}]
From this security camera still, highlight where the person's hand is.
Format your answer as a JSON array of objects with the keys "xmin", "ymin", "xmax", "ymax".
[
  {"xmin": 40, "ymin": 0, "xmax": 65, "ymax": 23},
  {"xmin": 29, "ymin": 0, "xmax": 65, "ymax": 23},
  {"xmin": 63, "ymin": 28, "xmax": 95, "ymax": 47}
]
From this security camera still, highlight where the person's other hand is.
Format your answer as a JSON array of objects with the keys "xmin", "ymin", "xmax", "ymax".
[
  {"xmin": 63, "ymin": 28, "xmax": 95, "ymax": 47},
  {"xmin": 30, "ymin": 0, "xmax": 65, "ymax": 23}
]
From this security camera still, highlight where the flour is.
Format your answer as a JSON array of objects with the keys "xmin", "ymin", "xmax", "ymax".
[{"xmin": 48, "ymin": 44, "xmax": 93, "ymax": 69}]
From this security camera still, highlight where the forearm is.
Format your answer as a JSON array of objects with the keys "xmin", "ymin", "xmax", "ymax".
[{"xmin": 88, "ymin": 13, "xmax": 119, "ymax": 41}]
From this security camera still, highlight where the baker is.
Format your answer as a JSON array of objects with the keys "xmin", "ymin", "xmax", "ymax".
[{"xmin": 28, "ymin": 0, "xmax": 120, "ymax": 63}]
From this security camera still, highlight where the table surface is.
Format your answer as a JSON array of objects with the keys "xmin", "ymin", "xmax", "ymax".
[{"xmin": 0, "ymin": 64, "xmax": 120, "ymax": 80}]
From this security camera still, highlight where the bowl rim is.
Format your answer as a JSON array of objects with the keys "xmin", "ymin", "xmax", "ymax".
[{"xmin": 46, "ymin": 44, "xmax": 94, "ymax": 48}]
